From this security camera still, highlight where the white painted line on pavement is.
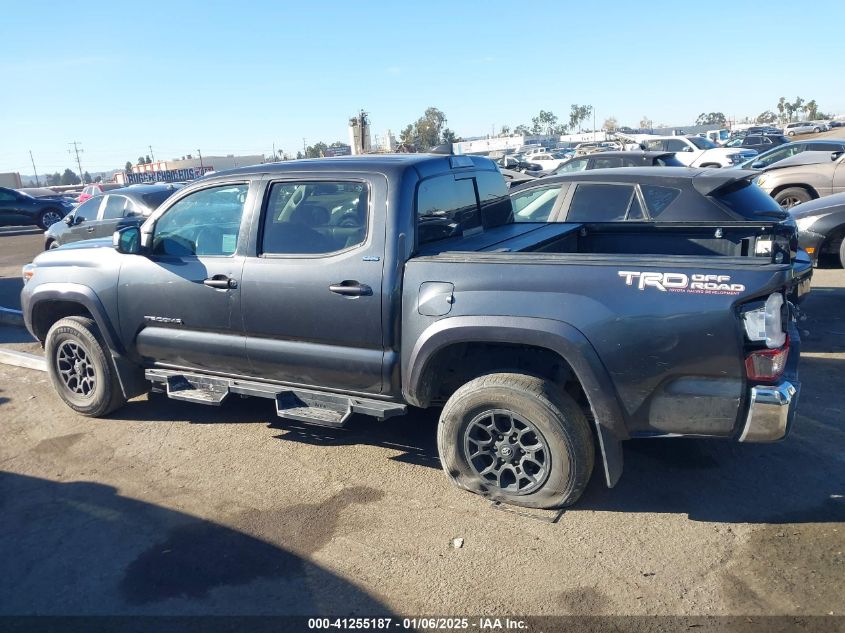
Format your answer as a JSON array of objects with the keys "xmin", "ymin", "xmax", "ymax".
[{"xmin": 0, "ymin": 349, "xmax": 46, "ymax": 372}]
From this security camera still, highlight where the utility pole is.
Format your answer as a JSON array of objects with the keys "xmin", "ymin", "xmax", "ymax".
[
  {"xmin": 197, "ymin": 149, "xmax": 203, "ymax": 173},
  {"xmin": 68, "ymin": 141, "xmax": 84, "ymax": 183},
  {"xmin": 272, "ymin": 142, "xmax": 276, "ymax": 162},
  {"xmin": 303, "ymin": 138, "xmax": 307, "ymax": 156},
  {"xmin": 29, "ymin": 150, "xmax": 40, "ymax": 187},
  {"xmin": 148, "ymin": 145, "xmax": 156, "ymax": 163}
]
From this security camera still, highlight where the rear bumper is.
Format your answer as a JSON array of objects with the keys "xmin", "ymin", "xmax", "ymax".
[{"xmin": 739, "ymin": 380, "xmax": 799, "ymax": 442}]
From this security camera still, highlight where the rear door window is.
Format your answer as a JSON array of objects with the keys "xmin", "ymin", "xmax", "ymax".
[
  {"xmin": 566, "ymin": 184, "xmax": 635, "ymax": 222},
  {"xmin": 100, "ymin": 195, "xmax": 130, "ymax": 220},
  {"xmin": 417, "ymin": 175, "xmax": 481, "ymax": 245},
  {"xmin": 416, "ymin": 171, "xmax": 511, "ymax": 245},
  {"xmin": 512, "ymin": 185, "xmax": 563, "ymax": 222}
]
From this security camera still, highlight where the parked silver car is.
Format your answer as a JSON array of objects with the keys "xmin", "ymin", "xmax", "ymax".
[{"xmin": 784, "ymin": 121, "xmax": 823, "ymax": 136}]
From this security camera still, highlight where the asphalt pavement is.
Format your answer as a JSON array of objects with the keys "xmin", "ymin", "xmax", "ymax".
[{"xmin": 0, "ymin": 233, "xmax": 842, "ymax": 622}]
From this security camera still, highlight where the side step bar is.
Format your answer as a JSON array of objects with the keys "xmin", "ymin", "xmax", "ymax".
[{"xmin": 146, "ymin": 369, "xmax": 406, "ymax": 427}]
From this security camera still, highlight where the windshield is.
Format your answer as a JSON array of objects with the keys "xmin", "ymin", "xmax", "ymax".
[
  {"xmin": 141, "ymin": 190, "xmax": 178, "ymax": 209},
  {"xmin": 687, "ymin": 136, "xmax": 717, "ymax": 150},
  {"xmin": 739, "ymin": 144, "xmax": 802, "ymax": 169}
]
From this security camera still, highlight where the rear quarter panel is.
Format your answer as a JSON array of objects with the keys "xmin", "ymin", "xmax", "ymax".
[{"xmin": 402, "ymin": 254, "xmax": 793, "ymax": 438}]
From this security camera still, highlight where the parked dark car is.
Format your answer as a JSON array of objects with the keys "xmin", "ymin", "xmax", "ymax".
[
  {"xmin": 789, "ymin": 192, "xmax": 845, "ymax": 267},
  {"xmin": 737, "ymin": 139, "xmax": 845, "ymax": 170},
  {"xmin": 543, "ymin": 151, "xmax": 684, "ymax": 176},
  {"xmin": 44, "ymin": 183, "xmax": 182, "ymax": 249},
  {"xmin": 21, "ymin": 155, "xmax": 803, "ymax": 510},
  {"xmin": 724, "ymin": 134, "xmax": 789, "ymax": 153},
  {"xmin": 0, "ymin": 186, "xmax": 75, "ymax": 229},
  {"xmin": 495, "ymin": 155, "xmax": 541, "ymax": 173}
]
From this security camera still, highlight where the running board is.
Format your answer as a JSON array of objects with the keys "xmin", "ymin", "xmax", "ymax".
[
  {"xmin": 146, "ymin": 369, "xmax": 406, "ymax": 425},
  {"xmin": 166, "ymin": 374, "xmax": 230, "ymax": 405}
]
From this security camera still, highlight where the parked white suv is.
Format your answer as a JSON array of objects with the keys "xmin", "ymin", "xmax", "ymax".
[{"xmin": 642, "ymin": 136, "xmax": 758, "ymax": 168}]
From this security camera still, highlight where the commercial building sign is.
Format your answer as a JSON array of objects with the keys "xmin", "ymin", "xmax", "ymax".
[{"xmin": 126, "ymin": 166, "xmax": 214, "ymax": 184}]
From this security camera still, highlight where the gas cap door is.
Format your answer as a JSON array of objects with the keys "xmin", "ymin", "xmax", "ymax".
[{"xmin": 417, "ymin": 282, "xmax": 455, "ymax": 316}]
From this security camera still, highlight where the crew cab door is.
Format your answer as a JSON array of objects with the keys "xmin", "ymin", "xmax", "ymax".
[
  {"xmin": 240, "ymin": 176, "xmax": 386, "ymax": 394},
  {"xmin": 117, "ymin": 181, "xmax": 256, "ymax": 374}
]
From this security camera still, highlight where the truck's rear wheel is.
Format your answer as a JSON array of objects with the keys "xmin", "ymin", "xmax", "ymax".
[
  {"xmin": 437, "ymin": 373, "xmax": 594, "ymax": 509},
  {"xmin": 45, "ymin": 316, "xmax": 126, "ymax": 417}
]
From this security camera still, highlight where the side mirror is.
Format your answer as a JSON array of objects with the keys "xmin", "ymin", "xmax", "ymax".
[
  {"xmin": 114, "ymin": 226, "xmax": 141, "ymax": 255},
  {"xmin": 831, "ymin": 151, "xmax": 844, "ymax": 162},
  {"xmin": 63, "ymin": 215, "xmax": 74, "ymax": 226},
  {"xmin": 751, "ymin": 161, "xmax": 765, "ymax": 169}
]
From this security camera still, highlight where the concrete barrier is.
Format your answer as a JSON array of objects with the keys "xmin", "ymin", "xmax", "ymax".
[{"xmin": 0, "ymin": 348, "xmax": 46, "ymax": 372}]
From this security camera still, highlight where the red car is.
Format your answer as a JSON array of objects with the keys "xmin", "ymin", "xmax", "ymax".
[{"xmin": 78, "ymin": 183, "xmax": 121, "ymax": 203}]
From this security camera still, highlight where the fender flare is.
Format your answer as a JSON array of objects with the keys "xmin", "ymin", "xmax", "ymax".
[
  {"xmin": 405, "ymin": 315, "xmax": 627, "ymax": 487},
  {"xmin": 25, "ymin": 283, "xmax": 147, "ymax": 400}
]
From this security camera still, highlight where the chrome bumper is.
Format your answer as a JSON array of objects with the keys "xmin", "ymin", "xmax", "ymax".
[{"xmin": 739, "ymin": 381, "xmax": 799, "ymax": 443}]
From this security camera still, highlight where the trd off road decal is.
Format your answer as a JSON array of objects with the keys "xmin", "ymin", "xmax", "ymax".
[{"xmin": 618, "ymin": 271, "xmax": 745, "ymax": 295}]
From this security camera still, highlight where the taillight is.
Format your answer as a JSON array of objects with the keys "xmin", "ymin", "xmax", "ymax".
[
  {"xmin": 745, "ymin": 336, "xmax": 789, "ymax": 381},
  {"xmin": 742, "ymin": 293, "xmax": 786, "ymax": 348}
]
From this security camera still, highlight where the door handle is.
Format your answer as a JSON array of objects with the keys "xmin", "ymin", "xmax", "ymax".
[
  {"xmin": 86, "ymin": 227, "xmax": 95, "ymax": 233},
  {"xmin": 203, "ymin": 275, "xmax": 238, "ymax": 289},
  {"xmin": 329, "ymin": 281, "xmax": 372, "ymax": 297}
]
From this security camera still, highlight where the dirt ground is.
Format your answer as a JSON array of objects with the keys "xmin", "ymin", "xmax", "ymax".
[{"xmin": 0, "ymin": 238, "xmax": 842, "ymax": 624}]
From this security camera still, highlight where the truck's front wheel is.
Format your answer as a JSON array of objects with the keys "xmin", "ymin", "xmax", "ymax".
[
  {"xmin": 45, "ymin": 316, "xmax": 127, "ymax": 417},
  {"xmin": 437, "ymin": 373, "xmax": 594, "ymax": 509}
]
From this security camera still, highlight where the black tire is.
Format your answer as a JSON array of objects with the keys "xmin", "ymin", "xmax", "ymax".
[
  {"xmin": 46, "ymin": 240, "xmax": 59, "ymax": 250},
  {"xmin": 839, "ymin": 238, "xmax": 845, "ymax": 269},
  {"xmin": 788, "ymin": 131, "xmax": 795, "ymax": 136},
  {"xmin": 437, "ymin": 373, "xmax": 594, "ymax": 509},
  {"xmin": 774, "ymin": 187, "xmax": 812, "ymax": 209},
  {"xmin": 37, "ymin": 208, "xmax": 64, "ymax": 230},
  {"xmin": 813, "ymin": 127, "xmax": 820, "ymax": 133},
  {"xmin": 45, "ymin": 316, "xmax": 127, "ymax": 417}
]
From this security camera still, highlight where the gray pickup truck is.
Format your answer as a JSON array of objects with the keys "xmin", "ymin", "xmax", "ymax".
[{"xmin": 21, "ymin": 155, "xmax": 801, "ymax": 509}]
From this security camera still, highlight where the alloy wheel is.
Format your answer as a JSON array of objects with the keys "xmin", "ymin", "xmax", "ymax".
[
  {"xmin": 56, "ymin": 341, "xmax": 96, "ymax": 397},
  {"xmin": 463, "ymin": 409, "xmax": 550, "ymax": 495}
]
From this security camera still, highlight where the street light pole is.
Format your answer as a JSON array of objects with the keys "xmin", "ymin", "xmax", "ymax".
[
  {"xmin": 197, "ymin": 149, "xmax": 203, "ymax": 173},
  {"xmin": 29, "ymin": 150, "xmax": 40, "ymax": 187}
]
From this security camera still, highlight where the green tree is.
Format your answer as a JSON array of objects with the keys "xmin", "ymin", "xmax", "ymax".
[
  {"xmin": 137, "ymin": 156, "xmax": 145, "ymax": 165},
  {"xmin": 296, "ymin": 151, "xmax": 304, "ymax": 160},
  {"xmin": 569, "ymin": 104, "xmax": 593, "ymax": 131},
  {"xmin": 639, "ymin": 116, "xmax": 653, "ymax": 131},
  {"xmin": 499, "ymin": 125, "xmax": 510, "ymax": 136},
  {"xmin": 513, "ymin": 124, "xmax": 530, "ymax": 136},
  {"xmin": 603, "ymin": 116, "xmax": 618, "ymax": 132},
  {"xmin": 805, "ymin": 100, "xmax": 819, "ymax": 120},
  {"xmin": 756, "ymin": 110, "xmax": 777, "ymax": 124},
  {"xmin": 791, "ymin": 97, "xmax": 805, "ymax": 121},
  {"xmin": 125, "ymin": 161, "xmax": 133, "ymax": 173},
  {"xmin": 145, "ymin": 155, "xmax": 152, "ymax": 164},
  {"xmin": 399, "ymin": 124, "xmax": 415, "ymax": 148},
  {"xmin": 47, "ymin": 172, "xmax": 61, "ymax": 186},
  {"xmin": 304, "ymin": 141, "xmax": 328, "ymax": 158},
  {"xmin": 60, "ymin": 169, "xmax": 81, "ymax": 186},
  {"xmin": 529, "ymin": 110, "xmax": 560, "ymax": 136},
  {"xmin": 777, "ymin": 97, "xmax": 786, "ymax": 123},
  {"xmin": 441, "ymin": 128, "xmax": 458, "ymax": 144},
  {"xmin": 695, "ymin": 112, "xmax": 727, "ymax": 126},
  {"xmin": 414, "ymin": 107, "xmax": 447, "ymax": 150},
  {"xmin": 83, "ymin": 171, "xmax": 92, "ymax": 184}
]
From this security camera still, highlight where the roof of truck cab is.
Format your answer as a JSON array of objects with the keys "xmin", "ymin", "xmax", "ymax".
[{"xmin": 202, "ymin": 153, "xmax": 498, "ymax": 180}]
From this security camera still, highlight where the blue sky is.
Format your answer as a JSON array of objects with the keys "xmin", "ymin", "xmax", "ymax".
[{"xmin": 1, "ymin": 0, "xmax": 841, "ymax": 175}]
